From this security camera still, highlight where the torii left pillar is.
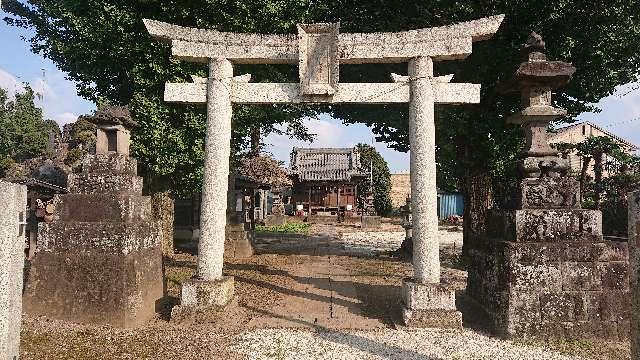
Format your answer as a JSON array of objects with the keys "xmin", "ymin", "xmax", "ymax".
[
  {"xmin": 402, "ymin": 57, "xmax": 462, "ymax": 328},
  {"xmin": 174, "ymin": 59, "xmax": 235, "ymax": 315}
]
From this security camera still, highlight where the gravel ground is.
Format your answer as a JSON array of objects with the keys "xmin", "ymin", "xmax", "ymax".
[{"xmin": 233, "ymin": 328, "xmax": 586, "ymax": 360}]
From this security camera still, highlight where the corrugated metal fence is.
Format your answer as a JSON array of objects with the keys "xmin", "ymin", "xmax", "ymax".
[{"xmin": 437, "ymin": 193, "xmax": 464, "ymax": 219}]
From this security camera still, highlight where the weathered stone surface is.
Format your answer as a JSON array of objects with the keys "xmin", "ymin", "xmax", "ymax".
[
  {"xmin": 408, "ymin": 56, "xmax": 440, "ymax": 284},
  {"xmin": 401, "ymin": 279, "xmax": 461, "ymax": 329},
  {"xmin": 145, "ymin": 15, "xmax": 504, "ymax": 64},
  {"xmin": 151, "ymin": 191, "xmax": 175, "ymax": 256},
  {"xmin": 164, "ymin": 81, "xmax": 481, "ymax": 105},
  {"xmin": 0, "ymin": 181, "xmax": 27, "ymax": 360},
  {"xmin": 68, "ymin": 173, "xmax": 143, "ymax": 194},
  {"xmin": 23, "ymin": 247, "xmax": 163, "ymax": 328},
  {"xmin": 493, "ymin": 209, "xmax": 602, "ymax": 243},
  {"xmin": 23, "ymin": 150, "xmax": 164, "ymax": 328},
  {"xmin": 519, "ymin": 177, "xmax": 579, "ymax": 209},
  {"xmin": 402, "ymin": 308, "xmax": 462, "ymax": 329},
  {"xmin": 196, "ymin": 58, "xmax": 234, "ymax": 283},
  {"xmin": 298, "ymin": 23, "xmax": 339, "ymax": 96},
  {"xmin": 224, "ymin": 226, "xmax": 253, "ymax": 259},
  {"xmin": 402, "ymin": 280, "xmax": 456, "ymax": 310},
  {"xmin": 53, "ymin": 194, "xmax": 152, "ymax": 223},
  {"xmin": 178, "ymin": 276, "xmax": 234, "ymax": 309},
  {"xmin": 360, "ymin": 215, "xmax": 381, "ymax": 229}
]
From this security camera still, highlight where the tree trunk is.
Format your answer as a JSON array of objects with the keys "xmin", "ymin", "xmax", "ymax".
[
  {"xmin": 579, "ymin": 156, "xmax": 592, "ymax": 203},
  {"xmin": 593, "ymin": 152, "xmax": 603, "ymax": 209},
  {"xmin": 461, "ymin": 173, "xmax": 493, "ymax": 262},
  {"xmin": 250, "ymin": 127, "xmax": 261, "ymax": 156}
]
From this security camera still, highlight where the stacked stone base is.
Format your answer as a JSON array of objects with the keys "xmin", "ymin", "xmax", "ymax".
[
  {"xmin": 467, "ymin": 206, "xmax": 630, "ymax": 339},
  {"xmin": 401, "ymin": 279, "xmax": 462, "ymax": 329},
  {"xmin": 23, "ymin": 154, "xmax": 164, "ymax": 328}
]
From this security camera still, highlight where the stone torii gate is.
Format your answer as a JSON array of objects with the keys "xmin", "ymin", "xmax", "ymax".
[{"xmin": 145, "ymin": 15, "xmax": 504, "ymax": 326}]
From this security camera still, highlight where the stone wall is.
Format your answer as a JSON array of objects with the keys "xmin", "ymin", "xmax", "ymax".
[
  {"xmin": 0, "ymin": 181, "xmax": 27, "ymax": 360},
  {"xmin": 467, "ymin": 178, "xmax": 630, "ymax": 339},
  {"xmin": 630, "ymin": 190, "xmax": 640, "ymax": 356},
  {"xmin": 390, "ymin": 173, "xmax": 411, "ymax": 210}
]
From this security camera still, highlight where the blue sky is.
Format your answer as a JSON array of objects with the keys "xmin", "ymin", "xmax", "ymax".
[{"xmin": 1, "ymin": 14, "xmax": 638, "ymax": 173}]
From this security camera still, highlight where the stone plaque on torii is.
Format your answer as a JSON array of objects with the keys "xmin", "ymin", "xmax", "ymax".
[{"xmin": 145, "ymin": 15, "xmax": 504, "ymax": 326}]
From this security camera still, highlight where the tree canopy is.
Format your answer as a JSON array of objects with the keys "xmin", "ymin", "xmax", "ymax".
[
  {"xmin": 0, "ymin": 86, "xmax": 59, "ymax": 176},
  {"xmin": 356, "ymin": 143, "xmax": 393, "ymax": 216},
  {"xmin": 4, "ymin": 0, "xmax": 639, "ymax": 196}
]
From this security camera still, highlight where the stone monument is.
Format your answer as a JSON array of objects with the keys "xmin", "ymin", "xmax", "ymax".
[
  {"xmin": 23, "ymin": 106, "xmax": 164, "ymax": 328},
  {"xmin": 466, "ymin": 34, "xmax": 630, "ymax": 339},
  {"xmin": 0, "ymin": 180, "xmax": 27, "ymax": 360},
  {"xmin": 144, "ymin": 15, "xmax": 505, "ymax": 324}
]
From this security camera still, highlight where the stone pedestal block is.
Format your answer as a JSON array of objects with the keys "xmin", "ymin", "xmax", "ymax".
[
  {"xmin": 0, "ymin": 181, "xmax": 27, "ymax": 360},
  {"xmin": 401, "ymin": 279, "xmax": 462, "ymax": 329},
  {"xmin": 361, "ymin": 215, "xmax": 381, "ymax": 229},
  {"xmin": 179, "ymin": 276, "xmax": 234, "ymax": 308},
  {"xmin": 468, "ymin": 206, "xmax": 629, "ymax": 339},
  {"xmin": 224, "ymin": 225, "xmax": 253, "ymax": 259},
  {"xmin": 23, "ymin": 154, "xmax": 164, "ymax": 328}
]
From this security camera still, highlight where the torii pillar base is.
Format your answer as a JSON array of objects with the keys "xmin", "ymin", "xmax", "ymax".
[{"xmin": 401, "ymin": 279, "xmax": 462, "ymax": 329}]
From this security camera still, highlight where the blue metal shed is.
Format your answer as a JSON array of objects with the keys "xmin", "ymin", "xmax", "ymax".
[{"xmin": 437, "ymin": 192, "xmax": 464, "ymax": 219}]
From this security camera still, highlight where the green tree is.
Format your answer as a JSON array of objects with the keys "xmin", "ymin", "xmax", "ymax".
[
  {"xmin": 356, "ymin": 143, "xmax": 392, "ymax": 216},
  {"xmin": 3, "ymin": 0, "xmax": 316, "ymax": 196},
  {"xmin": 4, "ymin": 0, "xmax": 639, "ymax": 205},
  {"xmin": 574, "ymin": 136, "xmax": 624, "ymax": 209},
  {"xmin": 0, "ymin": 86, "xmax": 58, "ymax": 176}
]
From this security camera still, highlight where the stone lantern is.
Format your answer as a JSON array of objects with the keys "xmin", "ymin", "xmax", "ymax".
[
  {"xmin": 90, "ymin": 106, "xmax": 138, "ymax": 156},
  {"xmin": 466, "ymin": 33, "xmax": 630, "ymax": 339},
  {"xmin": 504, "ymin": 32, "xmax": 576, "ymax": 179}
]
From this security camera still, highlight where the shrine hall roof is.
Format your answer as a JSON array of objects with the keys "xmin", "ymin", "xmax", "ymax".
[{"xmin": 289, "ymin": 147, "xmax": 368, "ymax": 182}]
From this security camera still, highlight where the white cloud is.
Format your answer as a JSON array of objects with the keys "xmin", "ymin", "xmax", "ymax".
[
  {"xmin": 0, "ymin": 67, "xmax": 94, "ymax": 127},
  {"xmin": 0, "ymin": 68, "xmax": 25, "ymax": 98},
  {"xmin": 52, "ymin": 112, "xmax": 78, "ymax": 126}
]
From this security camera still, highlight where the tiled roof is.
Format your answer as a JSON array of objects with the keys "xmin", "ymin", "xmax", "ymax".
[{"xmin": 289, "ymin": 147, "xmax": 367, "ymax": 182}]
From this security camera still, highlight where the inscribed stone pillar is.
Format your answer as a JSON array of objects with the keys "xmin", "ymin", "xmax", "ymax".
[
  {"xmin": 408, "ymin": 56, "xmax": 439, "ymax": 284},
  {"xmin": 198, "ymin": 58, "xmax": 233, "ymax": 281},
  {"xmin": 0, "ymin": 181, "xmax": 27, "ymax": 360},
  {"xmin": 631, "ymin": 190, "xmax": 640, "ymax": 356}
]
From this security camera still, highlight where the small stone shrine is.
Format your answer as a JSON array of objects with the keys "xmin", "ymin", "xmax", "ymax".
[
  {"xmin": 0, "ymin": 180, "xmax": 27, "ymax": 360},
  {"xmin": 23, "ymin": 106, "xmax": 164, "ymax": 328},
  {"xmin": 466, "ymin": 33, "xmax": 630, "ymax": 339}
]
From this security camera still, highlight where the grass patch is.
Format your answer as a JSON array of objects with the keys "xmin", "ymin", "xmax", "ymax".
[{"xmin": 256, "ymin": 222, "xmax": 311, "ymax": 234}]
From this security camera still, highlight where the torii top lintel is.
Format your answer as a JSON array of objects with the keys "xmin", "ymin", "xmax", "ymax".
[
  {"xmin": 143, "ymin": 15, "xmax": 504, "ymax": 64},
  {"xmin": 144, "ymin": 15, "xmax": 504, "ymax": 104}
]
